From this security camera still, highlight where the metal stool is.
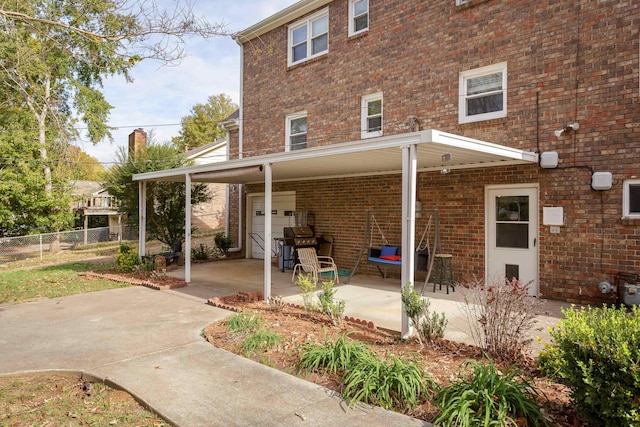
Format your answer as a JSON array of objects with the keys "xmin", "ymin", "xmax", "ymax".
[{"xmin": 433, "ymin": 254, "xmax": 454, "ymax": 294}]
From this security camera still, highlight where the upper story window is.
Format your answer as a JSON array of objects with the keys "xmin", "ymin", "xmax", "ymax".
[
  {"xmin": 349, "ymin": 0, "xmax": 369, "ymax": 36},
  {"xmin": 623, "ymin": 179, "xmax": 640, "ymax": 219},
  {"xmin": 288, "ymin": 9, "xmax": 329, "ymax": 66},
  {"xmin": 459, "ymin": 62, "xmax": 507, "ymax": 123},
  {"xmin": 286, "ymin": 112, "xmax": 307, "ymax": 151},
  {"xmin": 361, "ymin": 92, "xmax": 383, "ymax": 139}
]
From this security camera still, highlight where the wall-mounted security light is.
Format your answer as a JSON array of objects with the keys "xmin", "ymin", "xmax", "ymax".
[
  {"xmin": 440, "ymin": 168, "xmax": 450, "ymax": 175},
  {"xmin": 554, "ymin": 122, "xmax": 580, "ymax": 138},
  {"xmin": 540, "ymin": 151, "xmax": 559, "ymax": 169}
]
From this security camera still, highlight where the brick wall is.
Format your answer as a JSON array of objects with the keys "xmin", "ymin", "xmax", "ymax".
[{"xmin": 235, "ymin": 0, "xmax": 640, "ymax": 304}]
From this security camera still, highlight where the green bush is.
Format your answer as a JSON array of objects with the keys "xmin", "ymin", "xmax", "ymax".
[
  {"xmin": 298, "ymin": 334, "xmax": 374, "ymax": 375},
  {"xmin": 192, "ymin": 243, "xmax": 211, "ymax": 261},
  {"xmin": 226, "ymin": 313, "xmax": 262, "ymax": 335},
  {"xmin": 298, "ymin": 334, "xmax": 435, "ymax": 411},
  {"xmin": 538, "ymin": 305, "xmax": 640, "ymax": 426},
  {"xmin": 214, "ymin": 233, "xmax": 233, "ymax": 255},
  {"xmin": 295, "ymin": 273, "xmax": 317, "ymax": 311},
  {"xmin": 401, "ymin": 284, "xmax": 447, "ymax": 345},
  {"xmin": 317, "ymin": 280, "xmax": 345, "ymax": 326},
  {"xmin": 226, "ymin": 313, "xmax": 282, "ymax": 355},
  {"xmin": 342, "ymin": 354, "xmax": 434, "ymax": 411},
  {"xmin": 115, "ymin": 243, "xmax": 140, "ymax": 272},
  {"xmin": 242, "ymin": 329, "xmax": 283, "ymax": 355},
  {"xmin": 435, "ymin": 359, "xmax": 547, "ymax": 427}
]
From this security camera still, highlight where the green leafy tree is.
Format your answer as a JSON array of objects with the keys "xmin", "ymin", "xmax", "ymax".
[
  {"xmin": 172, "ymin": 94, "xmax": 238, "ymax": 151},
  {"xmin": 102, "ymin": 142, "xmax": 211, "ymax": 248},
  {"xmin": 0, "ymin": 0, "xmax": 228, "ymax": 199},
  {"xmin": 0, "ymin": 101, "xmax": 72, "ymax": 236},
  {"xmin": 65, "ymin": 146, "xmax": 105, "ymax": 181}
]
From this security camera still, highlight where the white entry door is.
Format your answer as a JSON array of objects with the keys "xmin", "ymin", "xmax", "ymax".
[
  {"xmin": 486, "ymin": 185, "xmax": 539, "ymax": 295},
  {"xmin": 249, "ymin": 193, "xmax": 296, "ymax": 259}
]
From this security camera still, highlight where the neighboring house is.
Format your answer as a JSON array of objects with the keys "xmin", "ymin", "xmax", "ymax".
[
  {"xmin": 134, "ymin": 0, "xmax": 640, "ymax": 321},
  {"xmin": 186, "ymin": 139, "xmax": 229, "ymax": 233},
  {"xmin": 72, "ymin": 180, "xmax": 124, "ymax": 242}
]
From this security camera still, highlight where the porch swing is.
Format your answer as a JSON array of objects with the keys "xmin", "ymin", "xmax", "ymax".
[{"xmin": 347, "ymin": 209, "xmax": 440, "ymax": 295}]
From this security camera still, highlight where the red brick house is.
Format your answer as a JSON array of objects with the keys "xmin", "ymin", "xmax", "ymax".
[{"xmin": 135, "ymin": 0, "xmax": 640, "ymax": 329}]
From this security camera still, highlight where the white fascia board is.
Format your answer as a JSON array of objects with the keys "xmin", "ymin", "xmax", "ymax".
[
  {"xmin": 427, "ymin": 130, "xmax": 538, "ymax": 163},
  {"xmin": 132, "ymin": 132, "xmax": 422, "ymax": 182},
  {"xmin": 234, "ymin": 0, "xmax": 333, "ymax": 43}
]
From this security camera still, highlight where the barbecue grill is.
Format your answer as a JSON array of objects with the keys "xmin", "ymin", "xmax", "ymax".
[{"xmin": 278, "ymin": 226, "xmax": 317, "ymax": 272}]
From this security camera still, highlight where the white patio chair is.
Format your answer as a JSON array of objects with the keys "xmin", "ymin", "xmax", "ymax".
[{"xmin": 291, "ymin": 247, "xmax": 339, "ymax": 284}]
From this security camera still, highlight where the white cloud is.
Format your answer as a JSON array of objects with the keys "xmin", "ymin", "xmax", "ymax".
[{"xmin": 77, "ymin": 0, "xmax": 298, "ymax": 165}]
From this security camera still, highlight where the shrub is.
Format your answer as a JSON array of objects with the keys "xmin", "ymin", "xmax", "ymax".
[
  {"xmin": 295, "ymin": 273, "xmax": 317, "ymax": 312},
  {"xmin": 538, "ymin": 305, "xmax": 640, "ymax": 427},
  {"xmin": 226, "ymin": 313, "xmax": 262, "ymax": 335},
  {"xmin": 192, "ymin": 243, "xmax": 210, "ymax": 261},
  {"xmin": 342, "ymin": 354, "xmax": 434, "ymax": 411},
  {"xmin": 401, "ymin": 284, "xmax": 447, "ymax": 345},
  {"xmin": 434, "ymin": 359, "xmax": 547, "ymax": 427},
  {"xmin": 298, "ymin": 335, "xmax": 435, "ymax": 411},
  {"xmin": 214, "ymin": 233, "xmax": 233, "ymax": 256},
  {"xmin": 458, "ymin": 276, "xmax": 541, "ymax": 362},
  {"xmin": 298, "ymin": 334, "xmax": 374, "ymax": 375},
  {"xmin": 242, "ymin": 329, "xmax": 283, "ymax": 355},
  {"xmin": 317, "ymin": 280, "xmax": 345, "ymax": 326},
  {"xmin": 115, "ymin": 243, "xmax": 140, "ymax": 272}
]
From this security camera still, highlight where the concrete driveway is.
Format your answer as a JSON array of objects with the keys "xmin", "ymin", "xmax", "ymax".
[{"xmin": 0, "ymin": 286, "xmax": 428, "ymax": 426}]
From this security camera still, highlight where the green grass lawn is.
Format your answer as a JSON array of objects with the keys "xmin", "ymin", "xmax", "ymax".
[{"xmin": 0, "ymin": 262, "xmax": 131, "ymax": 304}]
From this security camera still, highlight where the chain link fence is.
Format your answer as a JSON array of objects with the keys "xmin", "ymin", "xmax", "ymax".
[{"xmin": 0, "ymin": 225, "xmax": 137, "ymax": 262}]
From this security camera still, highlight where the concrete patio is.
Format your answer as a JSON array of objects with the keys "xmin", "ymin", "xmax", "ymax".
[{"xmin": 167, "ymin": 258, "xmax": 574, "ymax": 356}]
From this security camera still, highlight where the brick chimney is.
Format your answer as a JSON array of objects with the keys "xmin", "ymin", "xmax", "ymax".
[{"xmin": 128, "ymin": 128, "xmax": 147, "ymax": 155}]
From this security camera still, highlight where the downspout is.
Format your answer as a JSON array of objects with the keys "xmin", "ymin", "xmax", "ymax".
[{"xmin": 227, "ymin": 37, "xmax": 245, "ymax": 253}]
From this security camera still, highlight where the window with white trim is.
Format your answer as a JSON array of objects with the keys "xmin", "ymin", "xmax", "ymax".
[
  {"xmin": 361, "ymin": 92, "xmax": 383, "ymax": 139},
  {"xmin": 459, "ymin": 62, "xmax": 507, "ymax": 123},
  {"xmin": 349, "ymin": 0, "xmax": 368, "ymax": 36},
  {"xmin": 623, "ymin": 179, "xmax": 640, "ymax": 219},
  {"xmin": 456, "ymin": 0, "xmax": 473, "ymax": 5},
  {"xmin": 288, "ymin": 10, "xmax": 329, "ymax": 66},
  {"xmin": 286, "ymin": 112, "xmax": 307, "ymax": 151}
]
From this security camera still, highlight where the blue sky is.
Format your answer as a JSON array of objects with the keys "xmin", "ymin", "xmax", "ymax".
[{"xmin": 75, "ymin": 0, "xmax": 298, "ymax": 165}]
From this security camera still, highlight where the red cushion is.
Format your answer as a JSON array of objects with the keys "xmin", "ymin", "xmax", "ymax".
[{"xmin": 379, "ymin": 255, "xmax": 401, "ymax": 261}]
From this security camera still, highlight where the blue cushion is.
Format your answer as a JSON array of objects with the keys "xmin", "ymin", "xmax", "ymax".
[{"xmin": 380, "ymin": 245, "xmax": 398, "ymax": 256}]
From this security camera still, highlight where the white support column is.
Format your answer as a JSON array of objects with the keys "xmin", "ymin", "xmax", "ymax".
[
  {"xmin": 401, "ymin": 144, "xmax": 418, "ymax": 338},
  {"xmin": 264, "ymin": 163, "xmax": 273, "ymax": 300},
  {"xmin": 138, "ymin": 181, "xmax": 146, "ymax": 257},
  {"xmin": 185, "ymin": 173, "xmax": 192, "ymax": 283}
]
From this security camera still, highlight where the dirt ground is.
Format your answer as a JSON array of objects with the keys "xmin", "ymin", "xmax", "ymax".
[
  {"xmin": 0, "ymin": 374, "xmax": 167, "ymax": 426},
  {"xmin": 203, "ymin": 298, "xmax": 582, "ymax": 426}
]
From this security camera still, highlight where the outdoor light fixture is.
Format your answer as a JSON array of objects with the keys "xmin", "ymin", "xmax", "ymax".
[
  {"xmin": 554, "ymin": 122, "xmax": 580, "ymax": 138},
  {"xmin": 440, "ymin": 168, "xmax": 450, "ymax": 175}
]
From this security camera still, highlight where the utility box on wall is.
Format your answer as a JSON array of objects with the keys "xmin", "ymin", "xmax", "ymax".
[{"xmin": 591, "ymin": 172, "xmax": 613, "ymax": 190}]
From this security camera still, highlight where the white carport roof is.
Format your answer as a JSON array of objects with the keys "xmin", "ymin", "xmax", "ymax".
[{"xmin": 132, "ymin": 130, "xmax": 538, "ymax": 184}]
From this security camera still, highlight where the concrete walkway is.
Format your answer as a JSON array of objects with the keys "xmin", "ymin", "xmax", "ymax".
[{"xmin": 0, "ymin": 286, "xmax": 428, "ymax": 426}]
